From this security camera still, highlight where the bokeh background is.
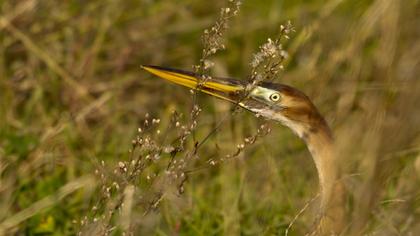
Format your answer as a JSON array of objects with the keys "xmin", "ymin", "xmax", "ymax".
[{"xmin": 1, "ymin": 0, "xmax": 419, "ymax": 235}]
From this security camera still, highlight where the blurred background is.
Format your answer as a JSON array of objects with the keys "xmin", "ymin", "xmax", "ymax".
[{"xmin": 1, "ymin": 0, "xmax": 419, "ymax": 235}]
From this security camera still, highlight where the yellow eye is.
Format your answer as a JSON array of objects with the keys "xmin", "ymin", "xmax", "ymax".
[{"xmin": 269, "ymin": 93, "xmax": 281, "ymax": 102}]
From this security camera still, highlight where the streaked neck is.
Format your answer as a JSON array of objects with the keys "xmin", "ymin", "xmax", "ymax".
[
  {"xmin": 305, "ymin": 124, "xmax": 346, "ymax": 234},
  {"xmin": 304, "ymin": 125, "xmax": 337, "ymax": 210}
]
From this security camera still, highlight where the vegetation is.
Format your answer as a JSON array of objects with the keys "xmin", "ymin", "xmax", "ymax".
[{"xmin": 1, "ymin": 0, "xmax": 419, "ymax": 235}]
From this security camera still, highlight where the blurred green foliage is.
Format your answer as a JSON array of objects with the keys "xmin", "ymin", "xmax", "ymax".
[{"xmin": 1, "ymin": 0, "xmax": 419, "ymax": 235}]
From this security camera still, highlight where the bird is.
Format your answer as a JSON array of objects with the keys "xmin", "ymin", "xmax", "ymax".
[{"xmin": 141, "ymin": 65, "xmax": 346, "ymax": 235}]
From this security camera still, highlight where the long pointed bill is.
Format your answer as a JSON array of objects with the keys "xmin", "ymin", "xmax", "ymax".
[{"xmin": 142, "ymin": 65, "xmax": 245, "ymax": 103}]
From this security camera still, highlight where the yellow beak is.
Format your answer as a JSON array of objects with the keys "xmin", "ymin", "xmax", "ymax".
[{"xmin": 141, "ymin": 65, "xmax": 244, "ymax": 103}]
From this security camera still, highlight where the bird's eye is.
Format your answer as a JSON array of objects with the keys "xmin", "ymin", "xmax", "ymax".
[{"xmin": 269, "ymin": 93, "xmax": 281, "ymax": 102}]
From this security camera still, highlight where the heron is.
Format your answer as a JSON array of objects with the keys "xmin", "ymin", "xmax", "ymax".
[{"xmin": 142, "ymin": 65, "xmax": 346, "ymax": 235}]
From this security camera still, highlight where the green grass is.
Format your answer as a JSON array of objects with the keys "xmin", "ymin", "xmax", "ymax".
[{"xmin": 1, "ymin": 0, "xmax": 420, "ymax": 235}]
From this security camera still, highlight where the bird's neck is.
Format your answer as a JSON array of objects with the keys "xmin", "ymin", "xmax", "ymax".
[
  {"xmin": 304, "ymin": 125, "xmax": 337, "ymax": 209},
  {"xmin": 304, "ymin": 124, "xmax": 346, "ymax": 234}
]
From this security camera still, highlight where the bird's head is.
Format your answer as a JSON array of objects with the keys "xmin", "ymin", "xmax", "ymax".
[{"xmin": 142, "ymin": 65, "xmax": 330, "ymax": 140}]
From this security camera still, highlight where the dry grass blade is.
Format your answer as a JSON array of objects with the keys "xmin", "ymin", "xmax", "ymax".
[
  {"xmin": 0, "ymin": 176, "xmax": 94, "ymax": 234},
  {"xmin": 0, "ymin": 5, "xmax": 90, "ymax": 100},
  {"xmin": 119, "ymin": 185, "xmax": 135, "ymax": 233},
  {"xmin": 1, "ymin": 0, "xmax": 419, "ymax": 234}
]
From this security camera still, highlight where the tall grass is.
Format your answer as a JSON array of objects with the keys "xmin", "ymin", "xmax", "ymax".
[{"xmin": 0, "ymin": 0, "xmax": 419, "ymax": 235}]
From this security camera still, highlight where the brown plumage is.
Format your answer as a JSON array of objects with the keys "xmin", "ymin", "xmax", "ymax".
[{"xmin": 142, "ymin": 65, "xmax": 346, "ymax": 235}]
